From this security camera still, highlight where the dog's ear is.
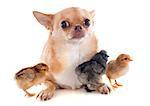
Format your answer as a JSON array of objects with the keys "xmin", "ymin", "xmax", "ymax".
[
  {"xmin": 90, "ymin": 10, "xmax": 95, "ymax": 18},
  {"xmin": 33, "ymin": 11, "xmax": 53, "ymax": 30}
]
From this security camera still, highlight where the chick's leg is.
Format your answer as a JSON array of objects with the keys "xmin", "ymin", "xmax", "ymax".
[
  {"xmin": 109, "ymin": 78, "xmax": 118, "ymax": 89},
  {"xmin": 36, "ymin": 80, "xmax": 56, "ymax": 101},
  {"xmin": 24, "ymin": 90, "xmax": 35, "ymax": 97},
  {"xmin": 115, "ymin": 80, "xmax": 123, "ymax": 86}
]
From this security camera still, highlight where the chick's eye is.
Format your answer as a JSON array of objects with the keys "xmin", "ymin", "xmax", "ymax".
[
  {"xmin": 43, "ymin": 68, "xmax": 46, "ymax": 71},
  {"xmin": 84, "ymin": 18, "xmax": 90, "ymax": 27},
  {"xmin": 61, "ymin": 21, "xmax": 70, "ymax": 29},
  {"xmin": 124, "ymin": 58, "xmax": 128, "ymax": 60}
]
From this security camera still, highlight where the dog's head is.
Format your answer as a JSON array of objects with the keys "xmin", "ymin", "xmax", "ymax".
[{"xmin": 33, "ymin": 7, "xmax": 95, "ymax": 41}]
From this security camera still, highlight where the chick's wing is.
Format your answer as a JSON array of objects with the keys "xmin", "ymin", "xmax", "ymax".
[
  {"xmin": 75, "ymin": 61, "xmax": 91, "ymax": 75},
  {"xmin": 16, "ymin": 68, "xmax": 35, "ymax": 82},
  {"xmin": 91, "ymin": 61, "xmax": 105, "ymax": 75}
]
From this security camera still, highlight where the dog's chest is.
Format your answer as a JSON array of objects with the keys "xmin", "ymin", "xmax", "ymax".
[{"xmin": 54, "ymin": 43, "xmax": 92, "ymax": 89}]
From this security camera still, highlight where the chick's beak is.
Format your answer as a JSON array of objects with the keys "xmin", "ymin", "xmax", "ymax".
[{"xmin": 129, "ymin": 58, "xmax": 133, "ymax": 61}]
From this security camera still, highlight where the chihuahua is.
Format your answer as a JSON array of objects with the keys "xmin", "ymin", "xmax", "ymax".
[{"xmin": 33, "ymin": 7, "xmax": 97, "ymax": 101}]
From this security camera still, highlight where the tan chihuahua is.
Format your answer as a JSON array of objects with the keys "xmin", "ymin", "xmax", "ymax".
[{"xmin": 33, "ymin": 7, "xmax": 98, "ymax": 101}]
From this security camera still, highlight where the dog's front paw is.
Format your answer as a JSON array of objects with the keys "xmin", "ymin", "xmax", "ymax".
[
  {"xmin": 97, "ymin": 83, "xmax": 111, "ymax": 94},
  {"xmin": 36, "ymin": 89, "xmax": 54, "ymax": 101}
]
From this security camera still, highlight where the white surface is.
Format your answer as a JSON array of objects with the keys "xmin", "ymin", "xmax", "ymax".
[{"xmin": 0, "ymin": 0, "xmax": 150, "ymax": 106}]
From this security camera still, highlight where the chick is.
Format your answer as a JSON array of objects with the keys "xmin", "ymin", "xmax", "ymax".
[
  {"xmin": 75, "ymin": 50, "xmax": 110, "ymax": 93},
  {"xmin": 106, "ymin": 54, "xmax": 133, "ymax": 88},
  {"xmin": 15, "ymin": 63, "xmax": 49, "ymax": 97}
]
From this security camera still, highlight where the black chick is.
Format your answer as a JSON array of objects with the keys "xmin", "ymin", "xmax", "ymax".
[{"xmin": 75, "ymin": 50, "xmax": 110, "ymax": 93}]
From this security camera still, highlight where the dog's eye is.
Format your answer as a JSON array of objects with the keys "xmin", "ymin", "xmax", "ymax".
[
  {"xmin": 84, "ymin": 18, "xmax": 90, "ymax": 27},
  {"xmin": 61, "ymin": 21, "xmax": 70, "ymax": 29}
]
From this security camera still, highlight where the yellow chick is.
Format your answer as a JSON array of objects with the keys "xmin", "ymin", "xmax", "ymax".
[
  {"xmin": 15, "ymin": 63, "xmax": 49, "ymax": 97},
  {"xmin": 106, "ymin": 54, "xmax": 133, "ymax": 88}
]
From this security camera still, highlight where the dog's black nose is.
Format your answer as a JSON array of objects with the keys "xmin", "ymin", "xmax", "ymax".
[{"xmin": 75, "ymin": 25, "xmax": 82, "ymax": 31}]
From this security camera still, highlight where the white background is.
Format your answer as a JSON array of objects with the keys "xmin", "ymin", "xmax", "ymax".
[{"xmin": 0, "ymin": 0, "xmax": 150, "ymax": 106}]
